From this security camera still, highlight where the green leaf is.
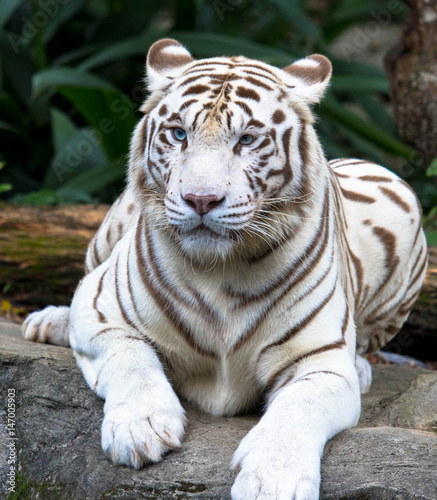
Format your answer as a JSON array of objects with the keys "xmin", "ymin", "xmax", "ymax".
[
  {"xmin": 58, "ymin": 86, "xmax": 137, "ymax": 159},
  {"xmin": 50, "ymin": 108, "xmax": 78, "ymax": 154},
  {"xmin": 0, "ymin": 120, "xmax": 25, "ymax": 137},
  {"xmin": 170, "ymin": 31, "xmax": 297, "ymax": 64},
  {"xmin": 353, "ymin": 94, "xmax": 396, "ymax": 136},
  {"xmin": 42, "ymin": 0, "xmax": 87, "ymax": 44},
  {"xmin": 426, "ymin": 158, "xmax": 437, "ymax": 177},
  {"xmin": 321, "ymin": 96, "xmax": 416, "ymax": 159},
  {"xmin": 61, "ymin": 158, "xmax": 126, "ymax": 195},
  {"xmin": 56, "ymin": 187, "xmax": 96, "ymax": 204},
  {"xmin": 43, "ymin": 127, "xmax": 107, "ymax": 189},
  {"xmin": 51, "ymin": 43, "xmax": 107, "ymax": 68},
  {"xmin": 78, "ymin": 30, "xmax": 161, "ymax": 71},
  {"xmin": 265, "ymin": 0, "xmax": 322, "ymax": 42},
  {"xmin": 425, "ymin": 230, "xmax": 437, "ymax": 246},
  {"xmin": 331, "ymin": 59, "xmax": 387, "ymax": 79},
  {"xmin": 331, "ymin": 75, "xmax": 388, "ymax": 93},
  {"xmin": 0, "ymin": 0, "xmax": 23, "ymax": 29},
  {"xmin": 0, "ymin": 183, "xmax": 13, "ymax": 194},
  {"xmin": 331, "ymin": 1, "xmax": 385, "ymax": 22},
  {"xmin": 333, "ymin": 120, "xmax": 386, "ymax": 165},
  {"xmin": 12, "ymin": 188, "xmax": 59, "ymax": 206},
  {"xmin": 32, "ymin": 67, "xmax": 117, "ymax": 99}
]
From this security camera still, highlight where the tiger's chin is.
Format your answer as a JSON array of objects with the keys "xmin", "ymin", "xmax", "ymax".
[{"xmin": 175, "ymin": 226, "xmax": 238, "ymax": 265}]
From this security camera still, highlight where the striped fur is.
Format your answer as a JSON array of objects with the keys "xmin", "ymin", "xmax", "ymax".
[{"xmin": 22, "ymin": 39, "xmax": 427, "ymax": 500}]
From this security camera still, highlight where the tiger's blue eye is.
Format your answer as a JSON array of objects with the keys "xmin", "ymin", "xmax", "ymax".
[
  {"xmin": 239, "ymin": 134, "xmax": 255, "ymax": 145},
  {"xmin": 172, "ymin": 128, "xmax": 187, "ymax": 141}
]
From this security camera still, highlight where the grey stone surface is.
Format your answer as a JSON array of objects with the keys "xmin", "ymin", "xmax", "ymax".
[{"xmin": 1, "ymin": 320, "xmax": 436, "ymax": 499}]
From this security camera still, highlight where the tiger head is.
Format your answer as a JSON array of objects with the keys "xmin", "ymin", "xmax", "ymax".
[{"xmin": 129, "ymin": 39, "xmax": 332, "ymax": 263}]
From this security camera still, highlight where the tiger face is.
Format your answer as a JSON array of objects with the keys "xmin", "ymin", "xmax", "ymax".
[{"xmin": 129, "ymin": 39, "xmax": 332, "ymax": 262}]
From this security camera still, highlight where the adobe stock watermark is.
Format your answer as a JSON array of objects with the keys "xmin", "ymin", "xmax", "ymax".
[
  {"xmin": 339, "ymin": 0, "xmax": 406, "ymax": 62},
  {"xmin": 53, "ymin": 86, "xmax": 144, "ymax": 183},
  {"xmin": 4, "ymin": 388, "xmax": 18, "ymax": 494},
  {"xmin": 7, "ymin": 0, "xmax": 77, "ymax": 54},
  {"xmin": 213, "ymin": 0, "xmax": 245, "ymax": 21}
]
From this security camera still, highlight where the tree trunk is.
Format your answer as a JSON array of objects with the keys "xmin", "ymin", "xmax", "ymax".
[{"xmin": 385, "ymin": 0, "xmax": 437, "ymax": 168}]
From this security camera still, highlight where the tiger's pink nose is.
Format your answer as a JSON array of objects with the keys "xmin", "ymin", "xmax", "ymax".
[{"xmin": 182, "ymin": 194, "xmax": 225, "ymax": 215}]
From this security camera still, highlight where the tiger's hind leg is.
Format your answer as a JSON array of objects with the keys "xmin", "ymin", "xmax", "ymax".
[
  {"xmin": 22, "ymin": 305, "xmax": 70, "ymax": 346},
  {"xmin": 355, "ymin": 355, "xmax": 372, "ymax": 393}
]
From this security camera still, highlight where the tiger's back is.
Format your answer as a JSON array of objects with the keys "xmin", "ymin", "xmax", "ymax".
[{"xmin": 330, "ymin": 159, "xmax": 426, "ymax": 354}]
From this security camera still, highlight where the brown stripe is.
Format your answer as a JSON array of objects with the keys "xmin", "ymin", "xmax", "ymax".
[
  {"xmin": 269, "ymin": 339, "xmax": 346, "ymax": 390},
  {"xmin": 272, "ymin": 109, "xmax": 286, "ymax": 124},
  {"xmin": 341, "ymin": 302, "xmax": 350, "ymax": 337},
  {"xmin": 349, "ymin": 249, "xmax": 364, "ymax": 307},
  {"xmin": 358, "ymin": 175, "xmax": 393, "ymax": 183},
  {"xmin": 145, "ymin": 220, "xmax": 220, "ymax": 325},
  {"xmin": 92, "ymin": 238, "xmax": 101, "ymax": 269},
  {"xmin": 230, "ymin": 208, "xmax": 331, "ymax": 353},
  {"xmin": 333, "ymin": 171, "xmax": 350, "ymax": 179},
  {"xmin": 328, "ymin": 158, "xmax": 349, "ymax": 166},
  {"xmin": 135, "ymin": 217, "xmax": 216, "ymax": 357},
  {"xmin": 91, "ymin": 327, "xmax": 122, "ymax": 342},
  {"xmin": 373, "ymin": 226, "xmax": 397, "ymax": 268},
  {"xmin": 178, "ymin": 99, "xmax": 198, "ymax": 114},
  {"xmin": 398, "ymin": 289, "xmax": 421, "ymax": 315},
  {"xmin": 126, "ymin": 244, "xmax": 146, "ymax": 328},
  {"xmin": 245, "ymin": 75, "xmax": 273, "ymax": 91},
  {"xmin": 265, "ymin": 126, "xmax": 293, "ymax": 188},
  {"xmin": 235, "ymin": 86, "xmax": 260, "ymax": 102},
  {"xmin": 379, "ymin": 186, "xmax": 411, "ymax": 213},
  {"xmin": 336, "ymin": 160, "xmax": 367, "ymax": 167},
  {"xmin": 241, "ymin": 69, "xmax": 278, "ymax": 85},
  {"xmin": 341, "ymin": 187, "xmax": 376, "ymax": 204},
  {"xmin": 408, "ymin": 254, "xmax": 428, "ymax": 291},
  {"xmin": 115, "ymin": 255, "xmax": 136, "ymax": 329},
  {"xmin": 178, "ymin": 74, "xmax": 205, "ymax": 87},
  {"xmin": 182, "ymin": 84, "xmax": 210, "ymax": 96},
  {"xmin": 105, "ymin": 225, "xmax": 112, "ymax": 245},
  {"xmin": 158, "ymin": 104, "xmax": 168, "ymax": 116},
  {"xmin": 409, "ymin": 246, "xmax": 426, "ymax": 280},
  {"xmin": 237, "ymin": 63, "xmax": 278, "ymax": 78},
  {"xmin": 234, "ymin": 100, "xmax": 253, "ymax": 117},
  {"xmin": 93, "ymin": 269, "xmax": 108, "ymax": 323},
  {"xmin": 229, "ymin": 186, "xmax": 330, "ymax": 305},
  {"xmin": 259, "ymin": 282, "xmax": 337, "ymax": 361},
  {"xmin": 247, "ymin": 118, "xmax": 265, "ymax": 129}
]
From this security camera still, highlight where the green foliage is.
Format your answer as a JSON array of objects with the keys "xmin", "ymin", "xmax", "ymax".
[
  {"xmin": 0, "ymin": 161, "xmax": 12, "ymax": 193},
  {"xmin": 0, "ymin": 0, "xmax": 422, "ymax": 205}
]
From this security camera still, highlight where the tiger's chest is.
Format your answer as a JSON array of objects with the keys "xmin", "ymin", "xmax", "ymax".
[{"xmin": 118, "ymin": 229, "xmax": 340, "ymax": 416}]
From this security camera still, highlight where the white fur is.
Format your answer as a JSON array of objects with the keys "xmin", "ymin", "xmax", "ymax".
[{"xmin": 22, "ymin": 42, "xmax": 427, "ymax": 500}]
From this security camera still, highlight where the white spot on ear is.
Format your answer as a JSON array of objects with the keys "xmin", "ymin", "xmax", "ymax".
[
  {"xmin": 162, "ymin": 46, "xmax": 192, "ymax": 57},
  {"xmin": 293, "ymin": 59, "xmax": 319, "ymax": 68}
]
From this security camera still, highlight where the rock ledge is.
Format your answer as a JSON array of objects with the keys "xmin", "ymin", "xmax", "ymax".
[{"xmin": 1, "ymin": 320, "xmax": 436, "ymax": 499}]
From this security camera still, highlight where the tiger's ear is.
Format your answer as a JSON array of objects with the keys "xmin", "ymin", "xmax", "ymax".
[
  {"xmin": 282, "ymin": 54, "xmax": 332, "ymax": 104},
  {"xmin": 146, "ymin": 39, "xmax": 194, "ymax": 92}
]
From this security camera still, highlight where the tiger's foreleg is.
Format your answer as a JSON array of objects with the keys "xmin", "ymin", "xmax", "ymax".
[
  {"xmin": 69, "ymin": 260, "xmax": 186, "ymax": 468},
  {"xmin": 231, "ymin": 324, "xmax": 361, "ymax": 499}
]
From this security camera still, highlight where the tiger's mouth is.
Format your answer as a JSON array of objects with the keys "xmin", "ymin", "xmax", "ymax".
[
  {"xmin": 180, "ymin": 223, "xmax": 241, "ymax": 241},
  {"xmin": 173, "ymin": 223, "xmax": 240, "ymax": 262}
]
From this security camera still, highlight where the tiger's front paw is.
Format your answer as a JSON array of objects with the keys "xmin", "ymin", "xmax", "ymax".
[
  {"xmin": 231, "ymin": 425, "xmax": 321, "ymax": 500},
  {"xmin": 101, "ymin": 402, "xmax": 186, "ymax": 468},
  {"xmin": 22, "ymin": 306, "xmax": 70, "ymax": 346}
]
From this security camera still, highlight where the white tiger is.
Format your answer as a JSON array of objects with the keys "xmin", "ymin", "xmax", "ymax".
[{"xmin": 22, "ymin": 39, "xmax": 427, "ymax": 499}]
